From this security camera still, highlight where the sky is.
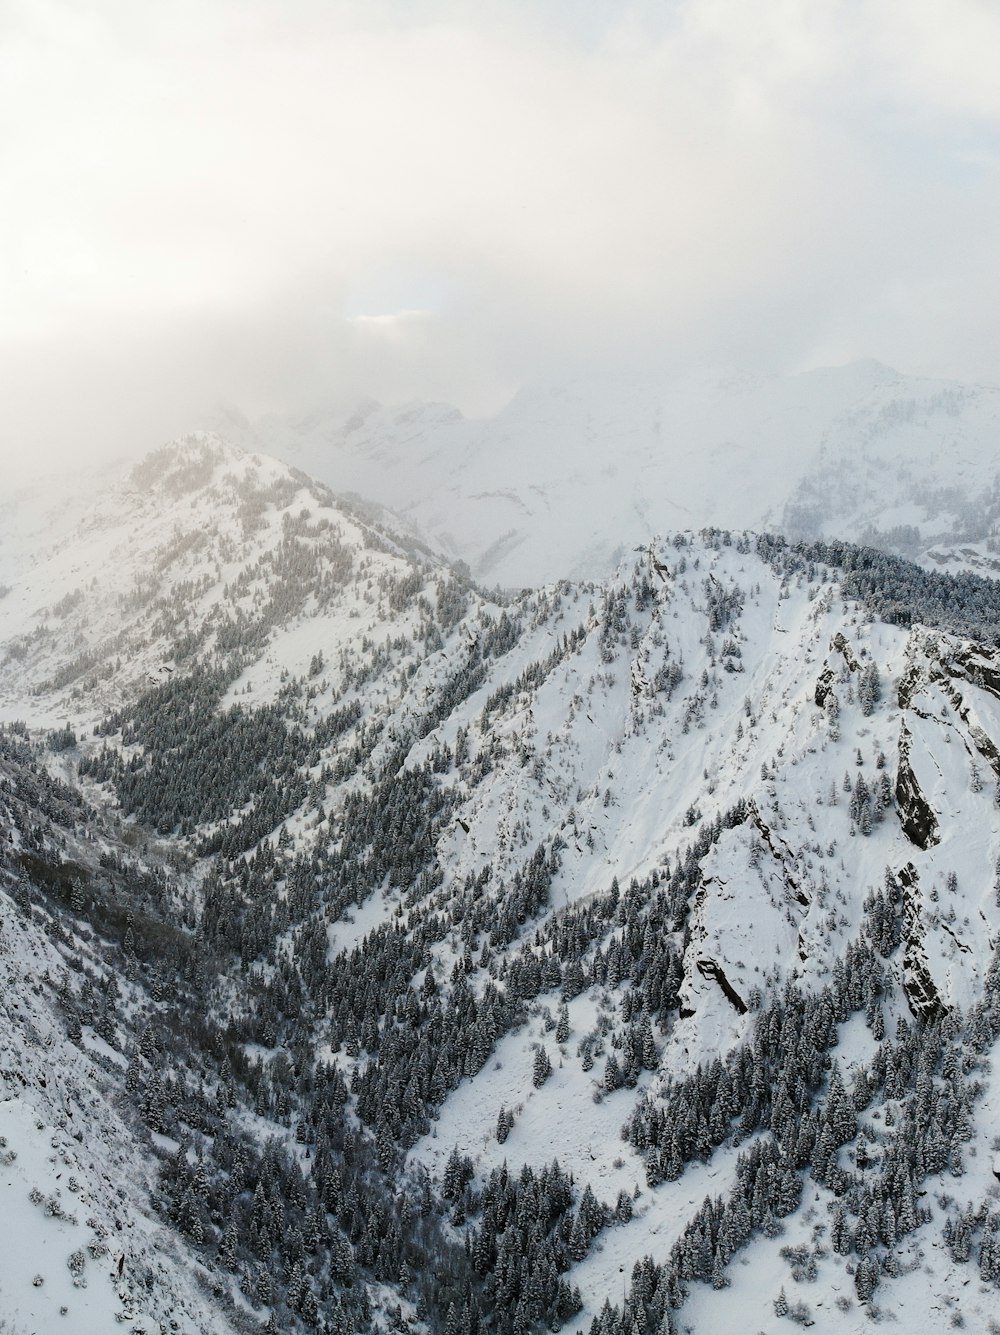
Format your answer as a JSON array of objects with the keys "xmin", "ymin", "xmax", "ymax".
[{"xmin": 2, "ymin": 0, "xmax": 1000, "ymax": 479}]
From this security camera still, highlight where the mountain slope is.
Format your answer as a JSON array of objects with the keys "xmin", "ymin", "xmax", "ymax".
[
  {"xmin": 0, "ymin": 728, "xmax": 244, "ymax": 1334},
  {"xmin": 3, "ymin": 438, "xmax": 1000, "ymax": 1332}
]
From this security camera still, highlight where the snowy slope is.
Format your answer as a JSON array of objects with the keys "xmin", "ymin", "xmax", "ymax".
[
  {"xmin": 0, "ymin": 911, "xmax": 239, "ymax": 1335},
  {"xmin": 0, "ymin": 432, "xmax": 447, "ymax": 733},
  {"xmin": 0, "ymin": 734, "xmax": 240, "ymax": 1335},
  {"xmin": 3, "ymin": 438, "xmax": 1000, "ymax": 1332}
]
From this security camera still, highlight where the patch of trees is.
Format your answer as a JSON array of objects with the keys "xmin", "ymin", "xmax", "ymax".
[
  {"xmin": 458, "ymin": 1157, "xmax": 591, "ymax": 1333},
  {"xmin": 757, "ymin": 532, "xmax": 1000, "ymax": 644},
  {"xmin": 82, "ymin": 664, "xmax": 358, "ymax": 851}
]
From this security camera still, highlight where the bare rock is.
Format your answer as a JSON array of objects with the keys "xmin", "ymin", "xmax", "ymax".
[
  {"xmin": 897, "ymin": 862, "xmax": 947, "ymax": 1021},
  {"xmin": 695, "ymin": 958, "xmax": 748, "ymax": 1015},
  {"xmin": 895, "ymin": 723, "xmax": 939, "ymax": 849}
]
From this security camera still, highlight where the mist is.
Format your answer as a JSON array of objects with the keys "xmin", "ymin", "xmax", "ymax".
[{"xmin": 3, "ymin": 0, "xmax": 1000, "ymax": 482}]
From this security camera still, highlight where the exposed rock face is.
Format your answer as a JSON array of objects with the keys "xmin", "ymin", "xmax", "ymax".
[
  {"xmin": 815, "ymin": 665, "xmax": 835, "ymax": 708},
  {"xmin": 745, "ymin": 800, "xmax": 809, "ymax": 906},
  {"xmin": 937, "ymin": 679, "xmax": 1000, "ymax": 781},
  {"xmin": 831, "ymin": 631, "xmax": 862, "ymax": 673},
  {"xmin": 947, "ymin": 645, "xmax": 1000, "ymax": 701},
  {"xmin": 897, "ymin": 863, "xmax": 948, "ymax": 1020},
  {"xmin": 895, "ymin": 722, "xmax": 939, "ymax": 849},
  {"xmin": 695, "ymin": 958, "xmax": 748, "ymax": 1014},
  {"xmin": 897, "ymin": 662, "xmax": 924, "ymax": 709},
  {"xmin": 967, "ymin": 724, "xmax": 1000, "ymax": 781},
  {"xmin": 816, "ymin": 633, "xmax": 862, "ymax": 708}
]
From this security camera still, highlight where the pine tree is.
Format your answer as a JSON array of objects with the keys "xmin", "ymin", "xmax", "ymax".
[{"xmin": 533, "ymin": 1046, "xmax": 552, "ymax": 1088}]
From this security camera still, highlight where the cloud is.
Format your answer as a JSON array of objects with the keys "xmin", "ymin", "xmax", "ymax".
[{"xmin": 1, "ymin": 0, "xmax": 999, "ymax": 477}]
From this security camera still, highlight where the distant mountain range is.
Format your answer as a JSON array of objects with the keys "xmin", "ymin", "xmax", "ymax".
[{"xmin": 206, "ymin": 359, "xmax": 1000, "ymax": 587}]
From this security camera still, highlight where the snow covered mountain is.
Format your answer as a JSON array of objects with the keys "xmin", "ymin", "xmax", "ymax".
[
  {"xmin": 211, "ymin": 360, "xmax": 1000, "ymax": 588},
  {"xmin": 4, "ymin": 435, "xmax": 1000, "ymax": 1333},
  {"xmin": 11, "ymin": 362, "xmax": 998, "ymax": 596}
]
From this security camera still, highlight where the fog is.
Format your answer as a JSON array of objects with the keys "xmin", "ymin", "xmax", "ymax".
[{"xmin": 3, "ymin": 0, "xmax": 1000, "ymax": 482}]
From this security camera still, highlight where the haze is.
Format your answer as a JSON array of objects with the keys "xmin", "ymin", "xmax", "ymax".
[{"xmin": 3, "ymin": 0, "xmax": 1000, "ymax": 483}]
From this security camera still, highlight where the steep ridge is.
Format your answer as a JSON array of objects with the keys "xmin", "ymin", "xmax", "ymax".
[{"xmin": 2, "ymin": 438, "xmax": 1000, "ymax": 1332}]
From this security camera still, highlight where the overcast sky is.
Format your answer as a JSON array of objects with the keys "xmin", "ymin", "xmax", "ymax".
[{"xmin": 3, "ymin": 0, "xmax": 1000, "ymax": 478}]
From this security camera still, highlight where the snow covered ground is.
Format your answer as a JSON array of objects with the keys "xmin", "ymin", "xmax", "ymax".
[{"xmin": 0, "ymin": 884, "xmax": 235, "ymax": 1335}]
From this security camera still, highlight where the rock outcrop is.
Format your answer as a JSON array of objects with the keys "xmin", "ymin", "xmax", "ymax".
[
  {"xmin": 815, "ymin": 665, "xmax": 835, "ymax": 708},
  {"xmin": 947, "ymin": 645, "xmax": 1000, "ymax": 701},
  {"xmin": 695, "ymin": 958, "xmax": 749, "ymax": 1014},
  {"xmin": 831, "ymin": 631, "xmax": 862, "ymax": 673},
  {"xmin": 895, "ymin": 722, "xmax": 939, "ymax": 849},
  {"xmin": 897, "ymin": 863, "xmax": 948, "ymax": 1020},
  {"xmin": 745, "ymin": 800, "xmax": 809, "ymax": 906}
]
